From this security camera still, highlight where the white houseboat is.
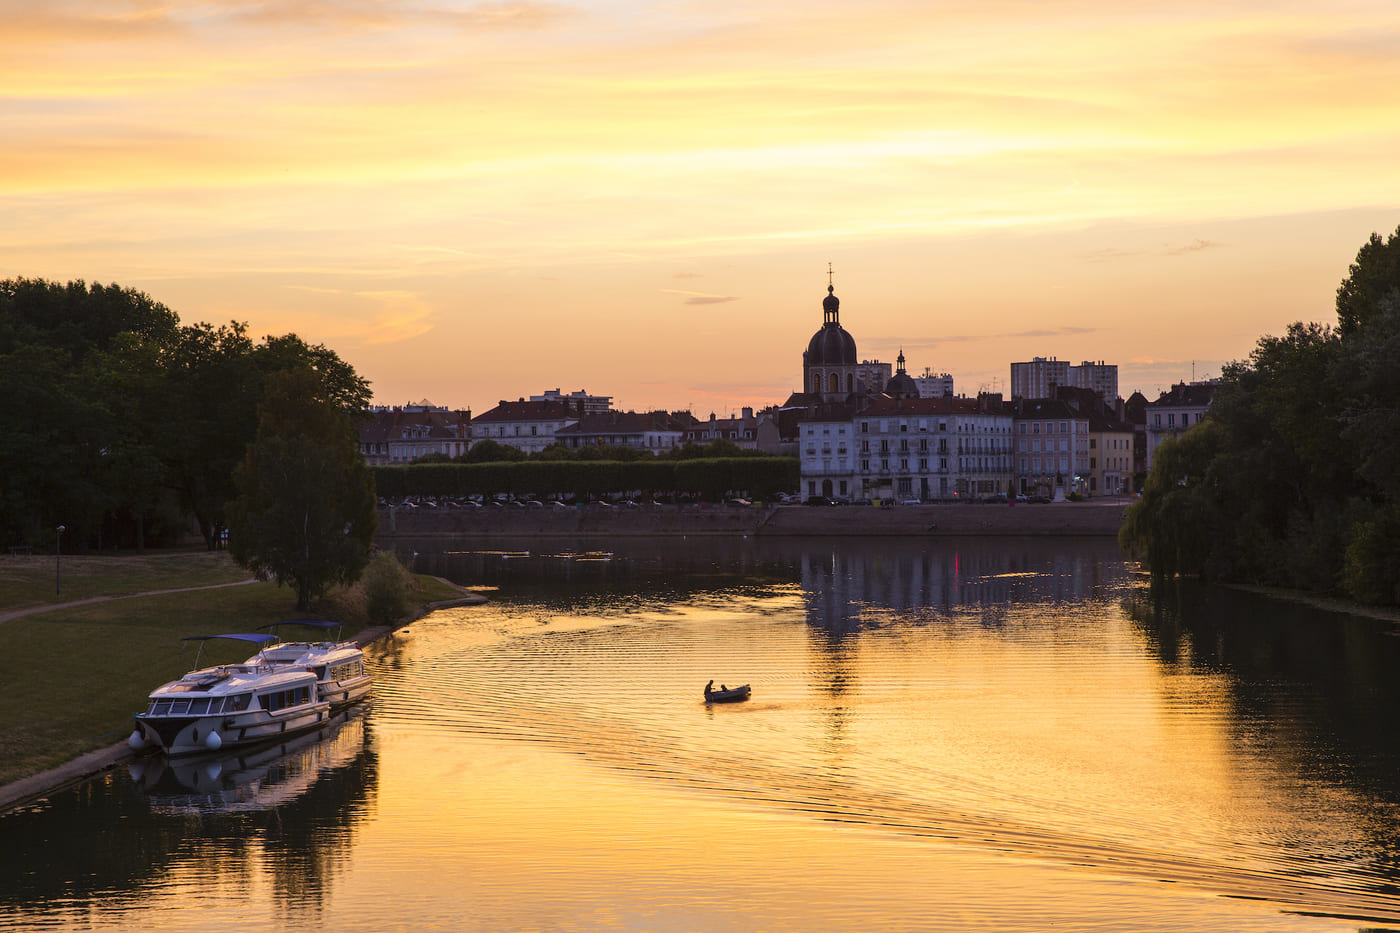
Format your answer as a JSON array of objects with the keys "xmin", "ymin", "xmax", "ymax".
[
  {"xmin": 132, "ymin": 634, "xmax": 333, "ymax": 757},
  {"xmin": 255, "ymin": 620, "xmax": 373, "ymax": 709}
]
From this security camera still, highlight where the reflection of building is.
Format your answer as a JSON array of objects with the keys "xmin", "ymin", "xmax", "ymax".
[{"xmin": 800, "ymin": 539, "xmax": 1127, "ymax": 634}]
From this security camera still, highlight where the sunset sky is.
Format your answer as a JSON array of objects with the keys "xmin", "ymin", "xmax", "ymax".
[{"xmin": 5, "ymin": 0, "xmax": 1399, "ymax": 415}]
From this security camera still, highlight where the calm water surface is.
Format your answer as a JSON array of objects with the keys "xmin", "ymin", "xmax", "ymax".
[{"xmin": 6, "ymin": 535, "xmax": 1400, "ymax": 932}]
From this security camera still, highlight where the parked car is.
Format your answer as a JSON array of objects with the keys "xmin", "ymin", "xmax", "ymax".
[{"xmin": 805, "ymin": 495, "xmax": 836, "ymax": 506}]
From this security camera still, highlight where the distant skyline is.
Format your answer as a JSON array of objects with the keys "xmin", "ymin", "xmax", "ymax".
[{"xmin": 5, "ymin": 1, "xmax": 1399, "ymax": 414}]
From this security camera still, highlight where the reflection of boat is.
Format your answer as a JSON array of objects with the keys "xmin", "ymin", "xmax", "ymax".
[
  {"xmin": 703, "ymin": 681, "xmax": 751, "ymax": 703},
  {"xmin": 131, "ymin": 634, "xmax": 332, "ymax": 756},
  {"xmin": 129, "ymin": 705, "xmax": 367, "ymax": 814},
  {"xmin": 255, "ymin": 620, "xmax": 372, "ymax": 709}
]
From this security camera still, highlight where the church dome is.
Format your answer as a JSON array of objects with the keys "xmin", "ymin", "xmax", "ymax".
[
  {"xmin": 806, "ymin": 285, "xmax": 857, "ymax": 366},
  {"xmin": 885, "ymin": 349, "xmax": 917, "ymax": 396},
  {"xmin": 886, "ymin": 371, "xmax": 918, "ymax": 396}
]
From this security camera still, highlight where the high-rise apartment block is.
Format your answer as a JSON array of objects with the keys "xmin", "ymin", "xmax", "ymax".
[
  {"xmin": 1009, "ymin": 357, "xmax": 1069, "ymax": 400},
  {"xmin": 1011, "ymin": 357, "xmax": 1118, "ymax": 400},
  {"xmin": 1067, "ymin": 361, "xmax": 1118, "ymax": 400}
]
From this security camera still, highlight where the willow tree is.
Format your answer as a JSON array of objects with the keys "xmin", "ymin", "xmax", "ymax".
[{"xmin": 227, "ymin": 366, "xmax": 377, "ymax": 610}]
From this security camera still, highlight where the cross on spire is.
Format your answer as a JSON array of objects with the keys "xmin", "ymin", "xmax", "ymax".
[{"xmin": 827, "ymin": 262, "xmax": 834, "ymax": 288}]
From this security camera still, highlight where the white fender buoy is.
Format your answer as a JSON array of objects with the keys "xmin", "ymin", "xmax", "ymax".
[
  {"xmin": 204, "ymin": 729, "xmax": 223, "ymax": 751},
  {"xmin": 128, "ymin": 729, "xmax": 145, "ymax": 750}
]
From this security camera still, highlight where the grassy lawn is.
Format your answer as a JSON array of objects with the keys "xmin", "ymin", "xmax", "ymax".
[
  {"xmin": 0, "ymin": 548, "xmax": 252, "ymax": 612},
  {"xmin": 0, "ymin": 550, "xmax": 466, "ymax": 787}
]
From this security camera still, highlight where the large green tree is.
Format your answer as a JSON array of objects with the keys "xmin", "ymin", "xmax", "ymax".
[
  {"xmin": 1336, "ymin": 224, "xmax": 1400, "ymax": 335},
  {"xmin": 227, "ymin": 367, "xmax": 378, "ymax": 610},
  {"xmin": 0, "ymin": 280, "xmax": 180, "ymax": 547},
  {"xmin": 1122, "ymin": 225, "xmax": 1400, "ymax": 603}
]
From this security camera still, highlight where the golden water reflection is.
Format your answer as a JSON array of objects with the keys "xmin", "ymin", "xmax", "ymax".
[{"xmin": 4, "ymin": 536, "xmax": 1400, "ymax": 930}]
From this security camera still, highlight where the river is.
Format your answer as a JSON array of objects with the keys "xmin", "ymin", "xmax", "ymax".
[{"xmin": 4, "ymin": 535, "xmax": 1400, "ymax": 932}]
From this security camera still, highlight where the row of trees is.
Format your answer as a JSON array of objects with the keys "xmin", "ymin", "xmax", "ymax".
[
  {"xmin": 0, "ymin": 278, "xmax": 373, "ymax": 569},
  {"xmin": 373, "ymin": 455, "xmax": 800, "ymax": 503},
  {"xmin": 1121, "ymin": 225, "xmax": 1400, "ymax": 605},
  {"xmin": 431, "ymin": 436, "xmax": 778, "ymax": 465}
]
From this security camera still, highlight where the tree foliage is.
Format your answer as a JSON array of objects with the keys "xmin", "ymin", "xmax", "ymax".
[
  {"xmin": 1122, "ymin": 226, "xmax": 1400, "ymax": 604},
  {"xmin": 227, "ymin": 367, "xmax": 378, "ymax": 610},
  {"xmin": 372, "ymin": 456, "xmax": 799, "ymax": 503},
  {"xmin": 0, "ymin": 277, "xmax": 370, "ymax": 554}
]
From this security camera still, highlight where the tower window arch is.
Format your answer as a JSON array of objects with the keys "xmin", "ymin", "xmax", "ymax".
[{"xmin": 829, "ymin": 372, "xmax": 839, "ymax": 393}]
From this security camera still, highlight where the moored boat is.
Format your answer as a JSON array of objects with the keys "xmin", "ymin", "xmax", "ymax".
[
  {"xmin": 131, "ymin": 634, "xmax": 333, "ymax": 756},
  {"xmin": 255, "ymin": 620, "xmax": 372, "ymax": 709}
]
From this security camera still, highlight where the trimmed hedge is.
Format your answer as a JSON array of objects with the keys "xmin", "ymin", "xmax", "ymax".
[{"xmin": 372, "ymin": 457, "xmax": 798, "ymax": 502}]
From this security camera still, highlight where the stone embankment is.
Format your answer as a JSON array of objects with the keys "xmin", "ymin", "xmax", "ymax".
[{"xmin": 379, "ymin": 500, "xmax": 1130, "ymax": 539}]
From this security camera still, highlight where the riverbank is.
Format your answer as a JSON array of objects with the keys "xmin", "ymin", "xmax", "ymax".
[
  {"xmin": 378, "ymin": 499, "xmax": 1131, "ymax": 539},
  {"xmin": 0, "ymin": 574, "xmax": 484, "ymax": 815}
]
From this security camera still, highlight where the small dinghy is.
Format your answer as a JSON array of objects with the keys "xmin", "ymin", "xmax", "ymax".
[{"xmin": 703, "ymin": 680, "xmax": 751, "ymax": 703}]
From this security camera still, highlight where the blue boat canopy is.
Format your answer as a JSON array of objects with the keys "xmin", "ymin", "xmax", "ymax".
[
  {"xmin": 181, "ymin": 633, "xmax": 278, "ymax": 645},
  {"xmin": 257, "ymin": 620, "xmax": 342, "ymax": 633}
]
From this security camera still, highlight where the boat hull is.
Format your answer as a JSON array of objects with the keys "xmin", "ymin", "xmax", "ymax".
[
  {"xmin": 321, "ymin": 674, "xmax": 372, "ymax": 709},
  {"xmin": 704, "ymin": 685, "xmax": 751, "ymax": 703},
  {"xmin": 135, "ymin": 701, "xmax": 333, "ymax": 757}
]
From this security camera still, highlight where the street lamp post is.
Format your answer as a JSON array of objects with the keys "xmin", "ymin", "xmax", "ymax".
[{"xmin": 56, "ymin": 525, "xmax": 65, "ymax": 596}]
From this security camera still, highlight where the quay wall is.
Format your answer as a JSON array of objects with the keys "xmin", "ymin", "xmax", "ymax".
[{"xmin": 377, "ymin": 500, "xmax": 1130, "ymax": 539}]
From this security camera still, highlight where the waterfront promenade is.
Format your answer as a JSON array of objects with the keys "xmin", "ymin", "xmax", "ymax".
[{"xmin": 377, "ymin": 499, "xmax": 1130, "ymax": 539}]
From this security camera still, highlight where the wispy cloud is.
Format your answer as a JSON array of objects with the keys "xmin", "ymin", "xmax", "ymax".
[
  {"xmin": 660, "ymin": 288, "xmax": 739, "ymax": 305},
  {"xmin": 1084, "ymin": 239, "xmax": 1225, "ymax": 261}
]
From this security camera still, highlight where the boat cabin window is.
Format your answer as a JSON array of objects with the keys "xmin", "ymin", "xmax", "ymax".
[
  {"xmin": 328, "ymin": 661, "xmax": 363, "ymax": 681},
  {"xmin": 262, "ymin": 685, "xmax": 313, "ymax": 712}
]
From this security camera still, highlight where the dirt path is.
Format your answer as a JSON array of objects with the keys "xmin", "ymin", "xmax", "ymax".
[{"xmin": 0, "ymin": 578, "xmax": 259, "ymax": 624}]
